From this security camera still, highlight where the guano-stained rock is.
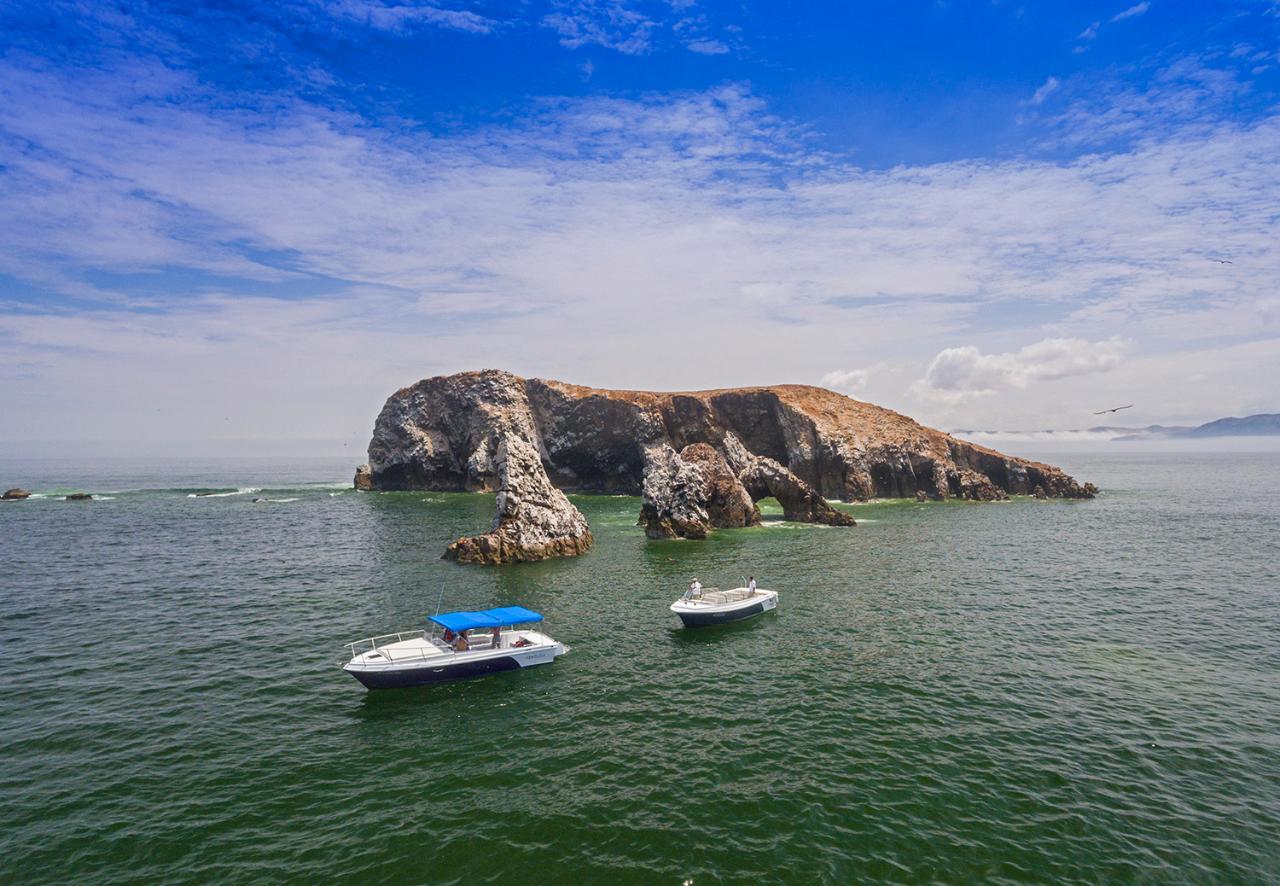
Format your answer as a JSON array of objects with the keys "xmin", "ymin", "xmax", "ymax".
[
  {"xmin": 354, "ymin": 464, "xmax": 372, "ymax": 490},
  {"xmin": 639, "ymin": 445, "xmax": 712, "ymax": 539},
  {"xmin": 443, "ymin": 435, "xmax": 593, "ymax": 564},
  {"xmin": 363, "ymin": 369, "xmax": 1096, "ymax": 561}
]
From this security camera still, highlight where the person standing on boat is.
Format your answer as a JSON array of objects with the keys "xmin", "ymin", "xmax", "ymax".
[
  {"xmin": 747, "ymin": 576, "xmax": 757, "ymax": 596},
  {"xmin": 491, "ymin": 624, "xmax": 501, "ymax": 649},
  {"xmin": 685, "ymin": 578, "xmax": 702, "ymax": 600}
]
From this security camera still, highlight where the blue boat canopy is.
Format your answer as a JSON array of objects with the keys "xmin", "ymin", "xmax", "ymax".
[
  {"xmin": 428, "ymin": 605, "xmax": 544, "ymax": 631},
  {"xmin": 483, "ymin": 606, "xmax": 544, "ymax": 625}
]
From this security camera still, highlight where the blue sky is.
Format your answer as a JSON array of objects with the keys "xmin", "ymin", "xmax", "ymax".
[{"xmin": 1, "ymin": 1, "xmax": 1278, "ymax": 454}]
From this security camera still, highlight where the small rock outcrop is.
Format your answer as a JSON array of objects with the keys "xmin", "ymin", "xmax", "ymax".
[
  {"xmin": 3, "ymin": 488, "xmax": 30, "ymax": 500},
  {"xmin": 65, "ymin": 493, "xmax": 92, "ymax": 501},
  {"xmin": 354, "ymin": 464, "xmax": 372, "ymax": 490},
  {"xmin": 361, "ymin": 369, "xmax": 1097, "ymax": 561},
  {"xmin": 443, "ymin": 436, "xmax": 593, "ymax": 564}
]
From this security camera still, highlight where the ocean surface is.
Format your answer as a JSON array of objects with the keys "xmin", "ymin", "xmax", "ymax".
[{"xmin": 1, "ymin": 452, "xmax": 1277, "ymax": 883}]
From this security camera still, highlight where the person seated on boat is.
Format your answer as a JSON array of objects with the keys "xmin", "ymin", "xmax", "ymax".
[
  {"xmin": 442, "ymin": 628, "xmax": 456, "ymax": 645},
  {"xmin": 684, "ymin": 578, "xmax": 703, "ymax": 600},
  {"xmin": 491, "ymin": 625, "xmax": 502, "ymax": 649},
  {"xmin": 748, "ymin": 576, "xmax": 757, "ymax": 596},
  {"xmin": 453, "ymin": 631, "xmax": 470, "ymax": 652}
]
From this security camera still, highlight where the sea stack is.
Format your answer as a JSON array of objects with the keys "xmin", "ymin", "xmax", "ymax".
[{"xmin": 357, "ymin": 369, "xmax": 1095, "ymax": 564}]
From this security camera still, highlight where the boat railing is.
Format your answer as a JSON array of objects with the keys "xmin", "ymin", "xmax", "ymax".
[
  {"xmin": 344, "ymin": 627, "xmax": 536, "ymax": 663},
  {"xmin": 344, "ymin": 630, "xmax": 428, "ymax": 658}
]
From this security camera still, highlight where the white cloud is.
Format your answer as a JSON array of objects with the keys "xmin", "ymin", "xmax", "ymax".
[
  {"xmin": 820, "ymin": 369, "xmax": 871, "ymax": 395},
  {"xmin": 542, "ymin": 1, "xmax": 659, "ymax": 54},
  {"xmin": 1111, "ymin": 2, "xmax": 1150, "ymax": 22},
  {"xmin": 918, "ymin": 338, "xmax": 1128, "ymax": 398},
  {"xmin": 542, "ymin": 1, "xmax": 734, "ymax": 56},
  {"xmin": 1030, "ymin": 76, "xmax": 1061, "ymax": 105},
  {"xmin": 1079, "ymin": 21, "xmax": 1100, "ymax": 40},
  {"xmin": 1, "ymin": 57, "xmax": 1278, "ymax": 447},
  {"xmin": 320, "ymin": 1, "xmax": 497, "ymax": 34},
  {"xmin": 686, "ymin": 38, "xmax": 729, "ymax": 55}
]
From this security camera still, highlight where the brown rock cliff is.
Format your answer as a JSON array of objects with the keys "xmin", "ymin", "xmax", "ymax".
[{"xmin": 362, "ymin": 369, "xmax": 1095, "ymax": 561}]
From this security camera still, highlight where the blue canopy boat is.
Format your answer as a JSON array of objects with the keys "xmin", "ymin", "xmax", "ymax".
[{"xmin": 342, "ymin": 605, "xmax": 567, "ymax": 689}]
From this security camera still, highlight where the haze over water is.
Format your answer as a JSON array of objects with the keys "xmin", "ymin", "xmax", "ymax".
[{"xmin": 2, "ymin": 451, "xmax": 1278, "ymax": 882}]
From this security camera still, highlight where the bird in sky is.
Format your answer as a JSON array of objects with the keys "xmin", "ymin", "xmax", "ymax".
[
  {"xmin": 1093, "ymin": 404, "xmax": 1134, "ymax": 415},
  {"xmin": 1210, "ymin": 258, "xmax": 1233, "ymax": 264}
]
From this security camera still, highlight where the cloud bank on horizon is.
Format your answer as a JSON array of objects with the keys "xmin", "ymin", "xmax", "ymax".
[{"xmin": 1, "ymin": 0, "xmax": 1278, "ymax": 453}]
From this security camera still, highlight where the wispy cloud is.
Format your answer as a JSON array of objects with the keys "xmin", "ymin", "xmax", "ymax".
[
  {"xmin": 1079, "ymin": 21, "xmax": 1101, "ymax": 40},
  {"xmin": 1, "ymin": 48, "xmax": 1278, "ymax": 441},
  {"xmin": 542, "ymin": 1, "xmax": 659, "ymax": 54},
  {"xmin": 1043, "ymin": 56, "xmax": 1256, "ymax": 149},
  {"xmin": 1030, "ymin": 76, "xmax": 1061, "ymax": 105},
  {"xmin": 686, "ymin": 38, "xmax": 729, "ymax": 55},
  {"xmin": 319, "ymin": 1, "xmax": 498, "ymax": 34},
  {"xmin": 541, "ymin": 0, "xmax": 734, "ymax": 55},
  {"xmin": 1111, "ymin": 2, "xmax": 1151, "ymax": 23}
]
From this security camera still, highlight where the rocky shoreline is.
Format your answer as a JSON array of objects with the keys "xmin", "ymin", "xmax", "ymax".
[{"xmin": 357, "ymin": 370, "xmax": 1096, "ymax": 563}]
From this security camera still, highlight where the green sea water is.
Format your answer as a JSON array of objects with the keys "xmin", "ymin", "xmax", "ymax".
[{"xmin": 1, "ymin": 452, "xmax": 1278, "ymax": 883}]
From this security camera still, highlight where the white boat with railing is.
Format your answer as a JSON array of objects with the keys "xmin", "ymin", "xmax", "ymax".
[
  {"xmin": 342, "ymin": 605, "xmax": 566, "ymax": 689},
  {"xmin": 670, "ymin": 586, "xmax": 778, "ymax": 627}
]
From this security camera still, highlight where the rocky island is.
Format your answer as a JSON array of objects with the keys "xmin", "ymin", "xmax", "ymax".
[{"xmin": 356, "ymin": 370, "xmax": 1096, "ymax": 563}]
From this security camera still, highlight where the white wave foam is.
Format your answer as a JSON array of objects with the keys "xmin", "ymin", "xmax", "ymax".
[
  {"xmin": 265, "ymin": 497, "xmax": 299, "ymax": 503},
  {"xmin": 187, "ymin": 487, "xmax": 260, "ymax": 499}
]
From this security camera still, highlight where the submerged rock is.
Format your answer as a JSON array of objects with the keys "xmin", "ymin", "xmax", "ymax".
[
  {"xmin": 3, "ymin": 488, "xmax": 30, "ymax": 500},
  {"xmin": 362, "ymin": 369, "xmax": 1095, "ymax": 559},
  {"xmin": 65, "ymin": 493, "xmax": 92, "ymax": 501}
]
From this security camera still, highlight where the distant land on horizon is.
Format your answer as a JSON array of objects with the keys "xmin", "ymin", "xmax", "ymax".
[{"xmin": 953, "ymin": 413, "xmax": 1280, "ymax": 442}]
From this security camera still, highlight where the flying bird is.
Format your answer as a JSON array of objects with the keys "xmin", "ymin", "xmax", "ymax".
[
  {"xmin": 1210, "ymin": 258, "xmax": 1233, "ymax": 264},
  {"xmin": 1093, "ymin": 404, "xmax": 1134, "ymax": 415}
]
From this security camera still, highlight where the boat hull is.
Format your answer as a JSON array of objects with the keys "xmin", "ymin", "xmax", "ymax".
[
  {"xmin": 343, "ymin": 641, "xmax": 564, "ymax": 689},
  {"xmin": 346, "ymin": 653, "xmax": 522, "ymax": 688}
]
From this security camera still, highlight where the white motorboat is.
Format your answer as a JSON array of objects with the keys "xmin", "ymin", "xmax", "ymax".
[
  {"xmin": 670, "ymin": 586, "xmax": 778, "ymax": 627},
  {"xmin": 342, "ymin": 605, "xmax": 567, "ymax": 689}
]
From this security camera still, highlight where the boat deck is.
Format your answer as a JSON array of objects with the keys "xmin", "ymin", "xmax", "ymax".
[
  {"xmin": 347, "ymin": 630, "xmax": 546, "ymax": 667},
  {"xmin": 684, "ymin": 587, "xmax": 766, "ymax": 606}
]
